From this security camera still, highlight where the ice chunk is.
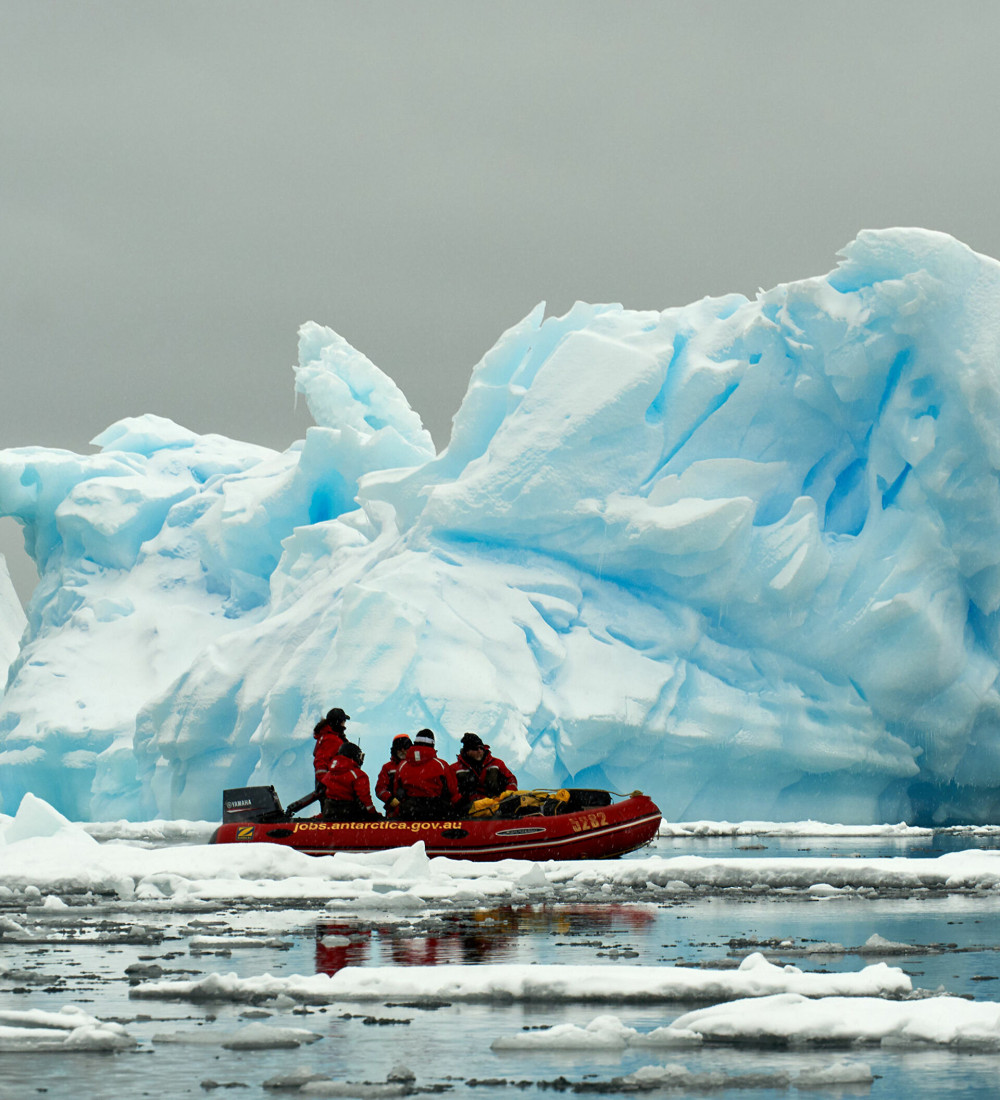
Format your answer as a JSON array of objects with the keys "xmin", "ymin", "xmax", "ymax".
[
  {"xmin": 152, "ymin": 1022, "xmax": 321, "ymax": 1049},
  {"xmin": 858, "ymin": 932, "xmax": 919, "ymax": 954},
  {"xmin": 2, "ymin": 792, "xmax": 94, "ymax": 845},
  {"xmin": 0, "ymin": 1006, "xmax": 135, "ymax": 1051}
]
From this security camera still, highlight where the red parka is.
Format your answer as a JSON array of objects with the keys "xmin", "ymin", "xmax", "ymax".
[
  {"xmin": 395, "ymin": 744, "xmax": 460, "ymax": 806},
  {"xmin": 320, "ymin": 756, "xmax": 377, "ymax": 815},
  {"xmin": 375, "ymin": 759, "xmax": 401, "ymax": 807},
  {"xmin": 451, "ymin": 747, "xmax": 518, "ymax": 800},
  {"xmin": 313, "ymin": 726, "xmax": 346, "ymax": 782}
]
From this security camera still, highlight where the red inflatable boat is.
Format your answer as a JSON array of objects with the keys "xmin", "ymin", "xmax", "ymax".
[{"xmin": 210, "ymin": 786, "xmax": 661, "ymax": 862}]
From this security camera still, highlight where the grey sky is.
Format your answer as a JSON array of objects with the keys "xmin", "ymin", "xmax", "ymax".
[{"xmin": 3, "ymin": 1, "xmax": 1000, "ymax": 603}]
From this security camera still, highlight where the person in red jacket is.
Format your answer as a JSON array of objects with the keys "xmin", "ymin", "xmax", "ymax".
[
  {"xmin": 286, "ymin": 707, "xmax": 352, "ymax": 817},
  {"xmin": 313, "ymin": 707, "xmax": 350, "ymax": 783},
  {"xmin": 452, "ymin": 732, "xmax": 518, "ymax": 808},
  {"xmin": 394, "ymin": 729, "xmax": 461, "ymax": 820},
  {"xmin": 375, "ymin": 734, "xmax": 412, "ymax": 815},
  {"xmin": 320, "ymin": 742, "xmax": 380, "ymax": 822}
]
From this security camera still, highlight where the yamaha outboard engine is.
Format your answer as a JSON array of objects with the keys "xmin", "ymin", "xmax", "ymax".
[{"xmin": 222, "ymin": 786, "xmax": 286, "ymax": 824}]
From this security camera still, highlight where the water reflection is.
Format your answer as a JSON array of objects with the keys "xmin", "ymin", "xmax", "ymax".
[{"xmin": 315, "ymin": 903, "xmax": 655, "ymax": 975}]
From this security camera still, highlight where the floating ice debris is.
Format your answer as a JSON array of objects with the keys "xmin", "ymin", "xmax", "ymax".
[
  {"xmin": 2, "ymin": 804, "xmax": 1000, "ymax": 905},
  {"xmin": 261, "ymin": 1063, "xmax": 416, "ymax": 1096},
  {"xmin": 587, "ymin": 1061, "xmax": 875, "ymax": 1092},
  {"xmin": 152, "ymin": 1022, "xmax": 321, "ymax": 1049},
  {"xmin": 659, "ymin": 820, "xmax": 939, "ymax": 837},
  {"xmin": 130, "ymin": 952, "xmax": 911, "ymax": 1005},
  {"xmin": 187, "ymin": 935, "xmax": 292, "ymax": 951},
  {"xmin": 858, "ymin": 932, "xmax": 920, "ymax": 954},
  {"xmin": 0, "ymin": 916, "xmax": 27, "ymax": 936},
  {"xmin": 497, "ymin": 993, "xmax": 1000, "ymax": 1053},
  {"xmin": 492, "ymin": 1014, "xmax": 652, "ymax": 1051},
  {"xmin": 516, "ymin": 863, "xmax": 551, "ymax": 889}
]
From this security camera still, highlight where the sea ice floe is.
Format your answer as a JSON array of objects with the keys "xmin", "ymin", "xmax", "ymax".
[
  {"xmin": 670, "ymin": 992, "xmax": 1000, "ymax": 1048},
  {"xmin": 129, "ymin": 952, "xmax": 911, "ymax": 1006},
  {"xmin": 0, "ymin": 1006, "xmax": 135, "ymax": 1052}
]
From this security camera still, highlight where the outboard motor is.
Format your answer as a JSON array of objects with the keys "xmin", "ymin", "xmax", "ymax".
[{"xmin": 222, "ymin": 786, "xmax": 287, "ymax": 824}]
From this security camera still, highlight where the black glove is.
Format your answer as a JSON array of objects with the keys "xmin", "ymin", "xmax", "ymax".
[{"xmin": 286, "ymin": 788, "xmax": 320, "ymax": 816}]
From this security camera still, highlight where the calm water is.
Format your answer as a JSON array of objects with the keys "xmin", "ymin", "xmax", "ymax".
[{"xmin": 2, "ymin": 834, "xmax": 999, "ymax": 1098}]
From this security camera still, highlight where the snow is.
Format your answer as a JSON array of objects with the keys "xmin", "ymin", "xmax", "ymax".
[{"xmin": 4, "ymin": 229, "xmax": 1000, "ymax": 824}]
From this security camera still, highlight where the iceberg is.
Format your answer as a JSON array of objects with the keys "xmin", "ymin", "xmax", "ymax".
[
  {"xmin": 0, "ymin": 552, "xmax": 25, "ymax": 683},
  {"xmin": 2, "ymin": 228, "xmax": 1000, "ymax": 825}
]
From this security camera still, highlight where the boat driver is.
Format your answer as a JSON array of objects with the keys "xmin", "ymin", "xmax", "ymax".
[
  {"xmin": 452, "ymin": 732, "xmax": 517, "ymax": 808},
  {"xmin": 285, "ymin": 706, "xmax": 352, "ymax": 817},
  {"xmin": 313, "ymin": 707, "xmax": 350, "ymax": 783}
]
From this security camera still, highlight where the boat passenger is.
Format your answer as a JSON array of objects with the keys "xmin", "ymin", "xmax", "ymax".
[
  {"xmin": 452, "ymin": 733, "xmax": 517, "ymax": 808},
  {"xmin": 394, "ymin": 729, "xmax": 461, "ymax": 820},
  {"xmin": 320, "ymin": 742, "xmax": 381, "ymax": 822},
  {"xmin": 375, "ymin": 734, "xmax": 412, "ymax": 815},
  {"xmin": 313, "ymin": 707, "xmax": 349, "ymax": 783}
]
